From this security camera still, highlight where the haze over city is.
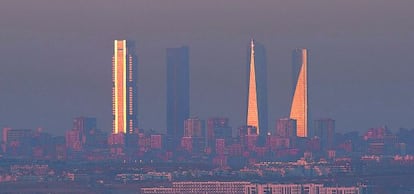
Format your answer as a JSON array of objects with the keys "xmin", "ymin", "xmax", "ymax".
[{"xmin": 1, "ymin": 0, "xmax": 414, "ymax": 135}]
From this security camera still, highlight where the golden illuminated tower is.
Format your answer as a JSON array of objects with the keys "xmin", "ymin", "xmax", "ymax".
[
  {"xmin": 112, "ymin": 40, "xmax": 138, "ymax": 134},
  {"xmin": 290, "ymin": 48, "xmax": 309, "ymax": 137},
  {"xmin": 246, "ymin": 40, "xmax": 268, "ymax": 136}
]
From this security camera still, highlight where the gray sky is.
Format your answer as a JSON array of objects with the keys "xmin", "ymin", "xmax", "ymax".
[{"xmin": 0, "ymin": 0, "xmax": 414, "ymax": 135}]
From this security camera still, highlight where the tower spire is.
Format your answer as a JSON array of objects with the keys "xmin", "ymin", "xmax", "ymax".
[{"xmin": 247, "ymin": 39, "xmax": 260, "ymax": 134}]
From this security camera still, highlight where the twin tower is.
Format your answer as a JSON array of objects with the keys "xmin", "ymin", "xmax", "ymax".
[
  {"xmin": 111, "ymin": 39, "xmax": 309, "ymax": 138},
  {"xmin": 248, "ymin": 40, "xmax": 309, "ymax": 138}
]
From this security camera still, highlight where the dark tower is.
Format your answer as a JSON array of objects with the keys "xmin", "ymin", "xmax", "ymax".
[{"xmin": 166, "ymin": 46, "xmax": 190, "ymax": 146}]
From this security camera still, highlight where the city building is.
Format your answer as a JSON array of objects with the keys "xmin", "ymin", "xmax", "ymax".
[
  {"xmin": 184, "ymin": 117, "xmax": 205, "ymax": 137},
  {"xmin": 66, "ymin": 117, "xmax": 98, "ymax": 152},
  {"xmin": 319, "ymin": 186, "xmax": 363, "ymax": 194},
  {"xmin": 108, "ymin": 133, "xmax": 125, "ymax": 156},
  {"xmin": 363, "ymin": 126, "xmax": 397, "ymax": 155},
  {"xmin": 238, "ymin": 125, "xmax": 258, "ymax": 150},
  {"xmin": 313, "ymin": 118, "xmax": 335, "ymax": 150},
  {"xmin": 207, "ymin": 117, "xmax": 232, "ymax": 147},
  {"xmin": 2, "ymin": 128, "xmax": 32, "ymax": 156},
  {"xmin": 266, "ymin": 135, "xmax": 291, "ymax": 150},
  {"xmin": 180, "ymin": 137, "xmax": 193, "ymax": 153},
  {"xmin": 245, "ymin": 183, "xmax": 308, "ymax": 194},
  {"xmin": 245, "ymin": 134, "xmax": 259, "ymax": 151},
  {"xmin": 112, "ymin": 40, "xmax": 138, "ymax": 135},
  {"xmin": 246, "ymin": 39, "xmax": 268, "ymax": 136},
  {"xmin": 166, "ymin": 46, "xmax": 190, "ymax": 143},
  {"xmin": 142, "ymin": 182, "xmax": 364, "ymax": 194},
  {"xmin": 182, "ymin": 117, "xmax": 205, "ymax": 154},
  {"xmin": 150, "ymin": 134, "xmax": 163, "ymax": 149},
  {"xmin": 141, "ymin": 181, "xmax": 250, "ymax": 194},
  {"xmin": 238, "ymin": 125, "xmax": 258, "ymax": 136},
  {"xmin": 245, "ymin": 183, "xmax": 363, "ymax": 194},
  {"xmin": 276, "ymin": 117, "xmax": 297, "ymax": 138},
  {"xmin": 72, "ymin": 117, "xmax": 98, "ymax": 148},
  {"xmin": 52, "ymin": 136, "xmax": 67, "ymax": 160},
  {"xmin": 73, "ymin": 117, "xmax": 97, "ymax": 134},
  {"xmin": 2, "ymin": 128, "xmax": 32, "ymax": 144},
  {"xmin": 65, "ymin": 129, "xmax": 82, "ymax": 151},
  {"xmin": 290, "ymin": 48, "xmax": 309, "ymax": 137}
]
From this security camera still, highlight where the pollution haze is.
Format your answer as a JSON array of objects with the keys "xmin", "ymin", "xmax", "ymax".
[{"xmin": 0, "ymin": 0, "xmax": 413, "ymax": 135}]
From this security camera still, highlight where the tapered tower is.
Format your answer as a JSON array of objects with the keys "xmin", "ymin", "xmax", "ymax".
[
  {"xmin": 246, "ymin": 39, "xmax": 268, "ymax": 136},
  {"xmin": 290, "ymin": 48, "xmax": 309, "ymax": 137}
]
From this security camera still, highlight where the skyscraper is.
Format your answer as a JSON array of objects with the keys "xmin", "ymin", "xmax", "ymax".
[
  {"xmin": 246, "ymin": 40, "xmax": 268, "ymax": 136},
  {"xmin": 290, "ymin": 48, "xmax": 309, "ymax": 137},
  {"xmin": 112, "ymin": 40, "xmax": 138, "ymax": 134},
  {"xmin": 166, "ymin": 46, "xmax": 190, "ymax": 141}
]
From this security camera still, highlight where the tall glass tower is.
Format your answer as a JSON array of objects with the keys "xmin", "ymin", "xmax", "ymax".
[
  {"xmin": 112, "ymin": 40, "xmax": 138, "ymax": 134},
  {"xmin": 166, "ymin": 46, "xmax": 190, "ymax": 141},
  {"xmin": 290, "ymin": 48, "xmax": 309, "ymax": 137},
  {"xmin": 246, "ymin": 40, "xmax": 268, "ymax": 136}
]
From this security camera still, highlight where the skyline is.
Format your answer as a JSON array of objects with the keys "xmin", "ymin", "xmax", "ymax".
[{"xmin": 1, "ymin": 0, "xmax": 414, "ymax": 135}]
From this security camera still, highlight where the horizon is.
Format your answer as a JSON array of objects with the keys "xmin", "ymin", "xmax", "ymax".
[{"xmin": 1, "ymin": 0, "xmax": 414, "ymax": 135}]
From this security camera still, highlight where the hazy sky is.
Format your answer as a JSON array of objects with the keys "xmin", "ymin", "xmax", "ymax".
[{"xmin": 1, "ymin": 0, "xmax": 414, "ymax": 135}]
